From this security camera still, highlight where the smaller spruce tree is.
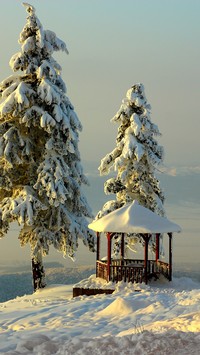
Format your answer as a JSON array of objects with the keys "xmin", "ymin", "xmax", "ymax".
[{"xmin": 97, "ymin": 84, "xmax": 165, "ymax": 253}]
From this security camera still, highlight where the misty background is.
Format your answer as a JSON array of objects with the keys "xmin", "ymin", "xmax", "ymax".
[
  {"xmin": 0, "ymin": 162, "xmax": 200, "ymax": 266},
  {"xmin": 0, "ymin": 0, "xmax": 199, "ymax": 295}
]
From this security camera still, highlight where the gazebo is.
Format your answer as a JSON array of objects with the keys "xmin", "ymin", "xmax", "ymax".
[{"xmin": 88, "ymin": 201, "xmax": 181, "ymax": 285}]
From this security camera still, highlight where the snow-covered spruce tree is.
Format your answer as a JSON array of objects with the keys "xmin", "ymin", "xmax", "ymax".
[
  {"xmin": 97, "ymin": 84, "xmax": 165, "ymax": 252},
  {"xmin": 0, "ymin": 3, "xmax": 95, "ymax": 290}
]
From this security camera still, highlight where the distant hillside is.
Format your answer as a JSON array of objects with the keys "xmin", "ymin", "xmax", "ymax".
[{"xmin": 0, "ymin": 265, "xmax": 95, "ymax": 303}]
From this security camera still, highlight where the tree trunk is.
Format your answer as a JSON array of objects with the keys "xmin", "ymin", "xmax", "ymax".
[{"xmin": 32, "ymin": 252, "xmax": 46, "ymax": 292}]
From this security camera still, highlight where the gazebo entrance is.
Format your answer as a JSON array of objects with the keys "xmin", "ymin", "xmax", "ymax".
[
  {"xmin": 89, "ymin": 201, "xmax": 181, "ymax": 285},
  {"xmin": 96, "ymin": 232, "xmax": 173, "ymax": 284}
]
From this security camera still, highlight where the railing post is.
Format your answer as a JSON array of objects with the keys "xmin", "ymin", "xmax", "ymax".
[
  {"xmin": 143, "ymin": 234, "xmax": 150, "ymax": 285},
  {"xmin": 168, "ymin": 233, "xmax": 173, "ymax": 281}
]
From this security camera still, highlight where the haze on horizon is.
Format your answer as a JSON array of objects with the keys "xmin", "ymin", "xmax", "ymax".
[{"xmin": 0, "ymin": 0, "xmax": 199, "ymax": 266}]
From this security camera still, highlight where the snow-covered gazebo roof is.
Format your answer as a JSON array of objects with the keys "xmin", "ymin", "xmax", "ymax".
[{"xmin": 88, "ymin": 200, "xmax": 181, "ymax": 234}]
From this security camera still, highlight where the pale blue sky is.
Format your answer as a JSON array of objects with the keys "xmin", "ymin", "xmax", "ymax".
[
  {"xmin": 1, "ymin": 0, "xmax": 200, "ymax": 166},
  {"xmin": 0, "ymin": 0, "xmax": 200, "ymax": 265}
]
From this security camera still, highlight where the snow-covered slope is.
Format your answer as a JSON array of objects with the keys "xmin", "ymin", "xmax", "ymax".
[{"xmin": 0, "ymin": 276, "xmax": 200, "ymax": 354}]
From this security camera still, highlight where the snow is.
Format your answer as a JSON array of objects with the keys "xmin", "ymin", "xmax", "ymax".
[
  {"xmin": 89, "ymin": 200, "xmax": 181, "ymax": 233},
  {"xmin": 0, "ymin": 82, "xmax": 34, "ymax": 115},
  {"xmin": 0, "ymin": 276, "xmax": 200, "ymax": 354}
]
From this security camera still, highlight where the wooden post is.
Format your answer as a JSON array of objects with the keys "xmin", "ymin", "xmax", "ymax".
[
  {"xmin": 168, "ymin": 233, "xmax": 173, "ymax": 281},
  {"xmin": 155, "ymin": 233, "xmax": 160, "ymax": 261},
  {"xmin": 107, "ymin": 233, "xmax": 112, "ymax": 282},
  {"xmin": 143, "ymin": 235, "xmax": 150, "ymax": 285},
  {"xmin": 96, "ymin": 232, "xmax": 100, "ymax": 278},
  {"xmin": 121, "ymin": 233, "xmax": 125, "ymax": 261},
  {"xmin": 96, "ymin": 232, "xmax": 100, "ymax": 261}
]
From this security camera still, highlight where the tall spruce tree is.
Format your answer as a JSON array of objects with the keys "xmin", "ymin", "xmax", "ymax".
[
  {"xmin": 0, "ymin": 3, "xmax": 95, "ymax": 290},
  {"xmin": 97, "ymin": 84, "xmax": 165, "ymax": 252}
]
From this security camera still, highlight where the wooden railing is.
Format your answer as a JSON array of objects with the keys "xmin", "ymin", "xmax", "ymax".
[
  {"xmin": 110, "ymin": 264, "xmax": 143, "ymax": 283},
  {"xmin": 114, "ymin": 259, "xmax": 144, "ymax": 267},
  {"xmin": 96, "ymin": 259, "xmax": 170, "ymax": 283},
  {"xmin": 96, "ymin": 260, "xmax": 108, "ymax": 280},
  {"xmin": 96, "ymin": 259, "xmax": 145, "ymax": 283}
]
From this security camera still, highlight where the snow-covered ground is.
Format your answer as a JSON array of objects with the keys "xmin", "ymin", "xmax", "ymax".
[{"xmin": 0, "ymin": 275, "xmax": 200, "ymax": 354}]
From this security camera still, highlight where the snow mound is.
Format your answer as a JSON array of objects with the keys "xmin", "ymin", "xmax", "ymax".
[
  {"xmin": 96, "ymin": 296, "xmax": 133, "ymax": 318},
  {"xmin": 74, "ymin": 274, "xmax": 115, "ymax": 290}
]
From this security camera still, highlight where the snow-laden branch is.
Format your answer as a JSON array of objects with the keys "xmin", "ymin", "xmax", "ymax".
[
  {"xmin": 0, "ymin": 186, "xmax": 47, "ymax": 226},
  {"xmin": 0, "ymin": 82, "xmax": 35, "ymax": 116}
]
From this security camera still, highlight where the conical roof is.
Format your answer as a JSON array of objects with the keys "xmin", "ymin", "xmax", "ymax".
[{"xmin": 88, "ymin": 200, "xmax": 181, "ymax": 234}]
